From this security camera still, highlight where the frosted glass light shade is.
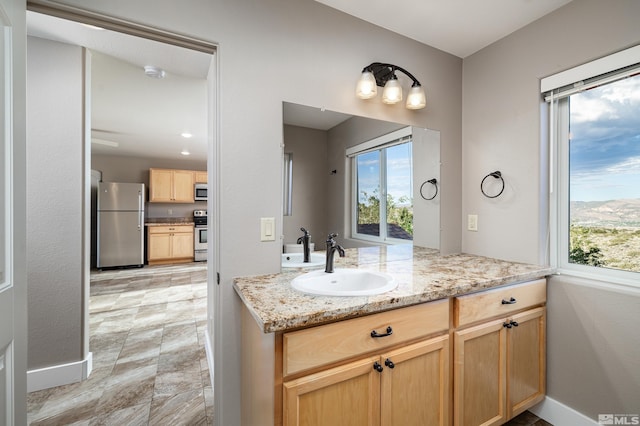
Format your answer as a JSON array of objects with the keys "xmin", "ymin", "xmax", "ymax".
[
  {"xmin": 382, "ymin": 78, "xmax": 402, "ymax": 104},
  {"xmin": 406, "ymin": 85, "xmax": 426, "ymax": 109},
  {"xmin": 355, "ymin": 71, "xmax": 378, "ymax": 99}
]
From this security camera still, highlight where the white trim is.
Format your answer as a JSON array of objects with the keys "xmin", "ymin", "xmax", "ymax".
[
  {"xmin": 204, "ymin": 326, "xmax": 214, "ymax": 389},
  {"xmin": 345, "ymin": 126, "xmax": 411, "ymax": 157},
  {"xmin": 541, "ymin": 44, "xmax": 640, "ymax": 92},
  {"xmin": 530, "ymin": 396, "xmax": 598, "ymax": 426},
  {"xmin": 27, "ymin": 352, "xmax": 92, "ymax": 392}
]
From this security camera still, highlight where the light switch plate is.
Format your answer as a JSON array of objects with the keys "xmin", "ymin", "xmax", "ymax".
[
  {"xmin": 467, "ymin": 214, "xmax": 478, "ymax": 232},
  {"xmin": 260, "ymin": 217, "xmax": 276, "ymax": 241}
]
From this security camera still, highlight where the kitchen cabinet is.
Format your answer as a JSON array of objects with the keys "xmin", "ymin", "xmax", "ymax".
[
  {"xmin": 282, "ymin": 300, "xmax": 450, "ymax": 426},
  {"xmin": 194, "ymin": 170, "xmax": 207, "ymax": 183},
  {"xmin": 149, "ymin": 168, "xmax": 195, "ymax": 203},
  {"xmin": 453, "ymin": 279, "xmax": 546, "ymax": 426},
  {"xmin": 147, "ymin": 225, "xmax": 194, "ymax": 264}
]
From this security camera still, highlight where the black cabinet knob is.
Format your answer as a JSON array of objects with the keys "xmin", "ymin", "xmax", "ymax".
[
  {"xmin": 373, "ymin": 362, "xmax": 383, "ymax": 372},
  {"xmin": 503, "ymin": 322, "xmax": 512, "ymax": 329},
  {"xmin": 384, "ymin": 358, "xmax": 395, "ymax": 369}
]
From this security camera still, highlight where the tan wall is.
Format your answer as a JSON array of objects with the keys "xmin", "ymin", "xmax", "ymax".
[
  {"xmin": 462, "ymin": 0, "xmax": 640, "ymax": 420},
  {"xmin": 282, "ymin": 125, "xmax": 328, "ymax": 248}
]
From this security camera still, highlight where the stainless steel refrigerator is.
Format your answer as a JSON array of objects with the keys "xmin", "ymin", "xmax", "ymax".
[{"xmin": 97, "ymin": 182, "xmax": 145, "ymax": 269}]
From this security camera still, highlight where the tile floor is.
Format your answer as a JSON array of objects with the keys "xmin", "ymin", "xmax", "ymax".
[
  {"xmin": 27, "ymin": 263, "xmax": 212, "ymax": 425},
  {"xmin": 26, "ymin": 261, "xmax": 550, "ymax": 426}
]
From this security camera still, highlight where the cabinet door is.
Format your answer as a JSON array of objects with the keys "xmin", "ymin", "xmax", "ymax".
[
  {"xmin": 172, "ymin": 170, "xmax": 195, "ymax": 202},
  {"xmin": 380, "ymin": 335, "xmax": 449, "ymax": 426},
  {"xmin": 171, "ymin": 232, "xmax": 194, "ymax": 259},
  {"xmin": 149, "ymin": 169, "xmax": 173, "ymax": 202},
  {"xmin": 454, "ymin": 318, "xmax": 507, "ymax": 426},
  {"xmin": 195, "ymin": 170, "xmax": 208, "ymax": 183},
  {"xmin": 148, "ymin": 233, "xmax": 171, "ymax": 260},
  {"xmin": 283, "ymin": 356, "xmax": 381, "ymax": 426},
  {"xmin": 508, "ymin": 308, "xmax": 545, "ymax": 418}
]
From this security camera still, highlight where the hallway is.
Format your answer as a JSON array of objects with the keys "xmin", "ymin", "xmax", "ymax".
[{"xmin": 27, "ymin": 263, "xmax": 212, "ymax": 425}]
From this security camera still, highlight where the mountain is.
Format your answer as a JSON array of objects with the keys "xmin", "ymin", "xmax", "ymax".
[{"xmin": 571, "ymin": 199, "xmax": 640, "ymax": 227}]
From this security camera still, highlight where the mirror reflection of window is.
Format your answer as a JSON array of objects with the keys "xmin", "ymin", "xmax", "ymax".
[
  {"xmin": 349, "ymin": 127, "xmax": 414, "ymax": 243},
  {"xmin": 283, "ymin": 152, "xmax": 293, "ymax": 216}
]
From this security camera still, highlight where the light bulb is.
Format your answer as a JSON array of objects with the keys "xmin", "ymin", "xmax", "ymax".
[
  {"xmin": 405, "ymin": 85, "xmax": 426, "ymax": 110},
  {"xmin": 355, "ymin": 70, "xmax": 378, "ymax": 99},
  {"xmin": 382, "ymin": 76, "xmax": 402, "ymax": 104}
]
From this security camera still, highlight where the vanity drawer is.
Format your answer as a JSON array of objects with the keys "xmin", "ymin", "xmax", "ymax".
[
  {"xmin": 283, "ymin": 299, "xmax": 449, "ymax": 377},
  {"xmin": 454, "ymin": 278, "xmax": 546, "ymax": 327},
  {"xmin": 148, "ymin": 225, "xmax": 193, "ymax": 234}
]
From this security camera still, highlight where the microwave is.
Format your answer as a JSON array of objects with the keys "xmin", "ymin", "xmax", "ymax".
[{"xmin": 195, "ymin": 183, "xmax": 208, "ymax": 201}]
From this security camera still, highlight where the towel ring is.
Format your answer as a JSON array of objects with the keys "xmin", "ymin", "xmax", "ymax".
[
  {"xmin": 420, "ymin": 178, "xmax": 438, "ymax": 200},
  {"xmin": 481, "ymin": 171, "xmax": 504, "ymax": 198}
]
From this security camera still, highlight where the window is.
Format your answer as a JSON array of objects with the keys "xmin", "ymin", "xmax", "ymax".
[
  {"xmin": 349, "ymin": 128, "xmax": 413, "ymax": 243},
  {"xmin": 545, "ymin": 46, "xmax": 640, "ymax": 284},
  {"xmin": 283, "ymin": 152, "xmax": 293, "ymax": 216}
]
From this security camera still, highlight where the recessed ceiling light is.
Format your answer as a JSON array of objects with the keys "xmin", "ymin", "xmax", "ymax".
[
  {"xmin": 181, "ymin": 132, "xmax": 193, "ymax": 138},
  {"xmin": 180, "ymin": 150, "xmax": 191, "ymax": 156},
  {"xmin": 144, "ymin": 65, "xmax": 166, "ymax": 79}
]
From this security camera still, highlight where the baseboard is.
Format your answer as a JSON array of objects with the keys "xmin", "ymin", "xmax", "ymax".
[
  {"xmin": 204, "ymin": 329, "xmax": 214, "ymax": 388},
  {"xmin": 27, "ymin": 352, "xmax": 93, "ymax": 392},
  {"xmin": 530, "ymin": 396, "xmax": 598, "ymax": 426}
]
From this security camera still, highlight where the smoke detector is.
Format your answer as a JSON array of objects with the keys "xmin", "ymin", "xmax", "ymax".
[{"xmin": 144, "ymin": 65, "xmax": 166, "ymax": 79}]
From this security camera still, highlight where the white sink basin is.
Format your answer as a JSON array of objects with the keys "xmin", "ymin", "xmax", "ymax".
[
  {"xmin": 282, "ymin": 253, "xmax": 325, "ymax": 268},
  {"xmin": 291, "ymin": 268, "xmax": 397, "ymax": 296}
]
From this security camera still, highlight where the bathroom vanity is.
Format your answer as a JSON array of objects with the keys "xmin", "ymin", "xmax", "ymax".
[{"xmin": 234, "ymin": 245, "xmax": 552, "ymax": 426}]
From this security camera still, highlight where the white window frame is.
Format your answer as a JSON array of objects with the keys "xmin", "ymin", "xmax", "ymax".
[
  {"xmin": 544, "ymin": 45, "xmax": 640, "ymax": 288},
  {"xmin": 348, "ymin": 127, "xmax": 413, "ymax": 244}
]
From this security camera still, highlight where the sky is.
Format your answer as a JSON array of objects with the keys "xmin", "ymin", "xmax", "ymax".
[
  {"xmin": 569, "ymin": 73, "xmax": 640, "ymax": 202},
  {"xmin": 356, "ymin": 142, "xmax": 413, "ymax": 206}
]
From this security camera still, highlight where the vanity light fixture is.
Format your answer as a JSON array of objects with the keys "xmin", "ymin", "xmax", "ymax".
[{"xmin": 356, "ymin": 62, "xmax": 426, "ymax": 110}]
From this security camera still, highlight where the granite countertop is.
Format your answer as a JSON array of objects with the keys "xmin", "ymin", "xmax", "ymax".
[
  {"xmin": 234, "ymin": 245, "xmax": 554, "ymax": 333},
  {"xmin": 145, "ymin": 218, "xmax": 194, "ymax": 226}
]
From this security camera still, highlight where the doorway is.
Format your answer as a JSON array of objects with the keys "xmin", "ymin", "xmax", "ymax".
[{"xmin": 24, "ymin": 5, "xmax": 218, "ymax": 421}]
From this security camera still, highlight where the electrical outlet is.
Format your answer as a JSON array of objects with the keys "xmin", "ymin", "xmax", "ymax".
[{"xmin": 467, "ymin": 214, "xmax": 478, "ymax": 231}]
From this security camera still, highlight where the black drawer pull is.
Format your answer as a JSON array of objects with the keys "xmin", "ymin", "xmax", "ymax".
[
  {"xmin": 501, "ymin": 297, "xmax": 516, "ymax": 305},
  {"xmin": 371, "ymin": 326, "xmax": 393, "ymax": 338}
]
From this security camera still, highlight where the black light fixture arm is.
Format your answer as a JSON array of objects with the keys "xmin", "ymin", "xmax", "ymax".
[{"xmin": 362, "ymin": 62, "xmax": 422, "ymax": 88}]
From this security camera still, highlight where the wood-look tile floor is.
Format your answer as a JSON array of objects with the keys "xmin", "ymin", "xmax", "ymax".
[{"xmin": 27, "ymin": 263, "xmax": 212, "ymax": 425}]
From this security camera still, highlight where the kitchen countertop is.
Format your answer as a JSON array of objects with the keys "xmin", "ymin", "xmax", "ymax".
[
  {"xmin": 234, "ymin": 245, "xmax": 554, "ymax": 333},
  {"xmin": 145, "ymin": 218, "xmax": 194, "ymax": 226}
]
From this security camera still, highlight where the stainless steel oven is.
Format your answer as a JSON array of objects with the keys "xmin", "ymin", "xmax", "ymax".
[{"xmin": 194, "ymin": 210, "xmax": 207, "ymax": 262}]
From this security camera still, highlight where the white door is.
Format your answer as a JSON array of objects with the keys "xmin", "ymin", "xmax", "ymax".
[{"xmin": 0, "ymin": 0, "xmax": 25, "ymax": 424}]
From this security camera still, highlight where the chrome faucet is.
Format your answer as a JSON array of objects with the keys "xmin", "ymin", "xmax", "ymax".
[
  {"xmin": 325, "ymin": 233, "xmax": 345, "ymax": 273},
  {"xmin": 297, "ymin": 227, "xmax": 311, "ymax": 263}
]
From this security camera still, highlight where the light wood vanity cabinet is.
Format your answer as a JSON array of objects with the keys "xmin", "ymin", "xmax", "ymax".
[
  {"xmin": 149, "ymin": 168, "xmax": 195, "ymax": 203},
  {"xmin": 282, "ymin": 300, "xmax": 450, "ymax": 426},
  {"xmin": 241, "ymin": 278, "xmax": 547, "ymax": 426},
  {"xmin": 453, "ymin": 279, "xmax": 546, "ymax": 426},
  {"xmin": 147, "ymin": 225, "xmax": 194, "ymax": 265}
]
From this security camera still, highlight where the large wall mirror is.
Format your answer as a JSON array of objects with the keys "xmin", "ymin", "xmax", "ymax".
[{"xmin": 282, "ymin": 102, "xmax": 440, "ymax": 253}]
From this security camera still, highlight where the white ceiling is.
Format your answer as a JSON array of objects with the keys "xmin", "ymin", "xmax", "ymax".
[
  {"xmin": 316, "ymin": 0, "xmax": 572, "ymax": 58},
  {"xmin": 27, "ymin": 11, "xmax": 211, "ymax": 161},
  {"xmin": 26, "ymin": 1, "xmax": 573, "ymax": 160}
]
